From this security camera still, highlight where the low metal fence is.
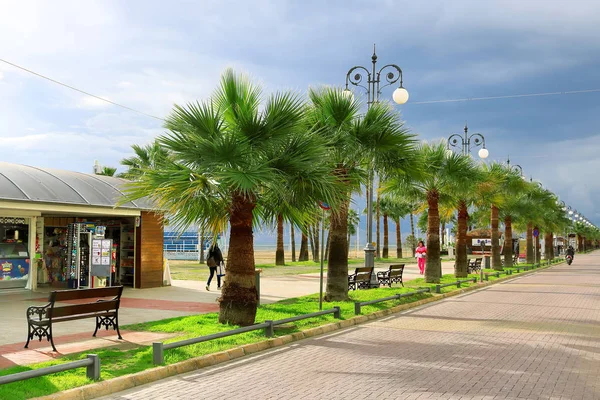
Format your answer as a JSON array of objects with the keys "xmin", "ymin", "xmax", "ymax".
[
  {"xmin": 153, "ymin": 307, "xmax": 341, "ymax": 365},
  {"xmin": 354, "ymin": 288, "xmax": 431, "ymax": 315},
  {"xmin": 0, "ymin": 354, "xmax": 100, "ymax": 385},
  {"xmin": 435, "ymin": 278, "xmax": 477, "ymax": 293}
]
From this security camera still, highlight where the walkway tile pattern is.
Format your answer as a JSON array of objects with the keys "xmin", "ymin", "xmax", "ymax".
[{"xmin": 101, "ymin": 254, "xmax": 600, "ymax": 400}]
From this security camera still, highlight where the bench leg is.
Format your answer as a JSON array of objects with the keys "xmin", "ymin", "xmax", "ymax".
[
  {"xmin": 115, "ymin": 313, "xmax": 123, "ymax": 340},
  {"xmin": 49, "ymin": 325, "xmax": 57, "ymax": 352},
  {"xmin": 24, "ymin": 321, "xmax": 32, "ymax": 349},
  {"xmin": 95, "ymin": 314, "xmax": 123, "ymax": 340}
]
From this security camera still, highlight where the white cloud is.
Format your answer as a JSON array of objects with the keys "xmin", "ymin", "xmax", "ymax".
[{"xmin": 77, "ymin": 96, "xmax": 113, "ymax": 110}]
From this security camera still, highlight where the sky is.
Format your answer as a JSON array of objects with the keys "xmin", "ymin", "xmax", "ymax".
[{"xmin": 1, "ymin": 0, "xmax": 600, "ymax": 240}]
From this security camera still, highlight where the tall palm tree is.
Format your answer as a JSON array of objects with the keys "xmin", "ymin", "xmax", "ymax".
[
  {"xmin": 124, "ymin": 70, "xmax": 341, "ymax": 326},
  {"xmin": 386, "ymin": 142, "xmax": 476, "ymax": 283},
  {"xmin": 306, "ymin": 88, "xmax": 417, "ymax": 301}
]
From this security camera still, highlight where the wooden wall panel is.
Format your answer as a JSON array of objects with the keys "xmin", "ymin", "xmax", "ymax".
[{"xmin": 137, "ymin": 211, "xmax": 164, "ymax": 288}]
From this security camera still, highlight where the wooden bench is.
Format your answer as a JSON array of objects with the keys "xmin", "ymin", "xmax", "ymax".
[
  {"xmin": 377, "ymin": 264, "xmax": 405, "ymax": 287},
  {"xmin": 25, "ymin": 286, "xmax": 124, "ymax": 352},
  {"xmin": 468, "ymin": 258, "xmax": 483, "ymax": 273},
  {"xmin": 348, "ymin": 267, "xmax": 373, "ymax": 290}
]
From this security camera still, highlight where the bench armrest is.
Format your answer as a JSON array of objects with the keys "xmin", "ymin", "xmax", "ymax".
[{"xmin": 26, "ymin": 303, "xmax": 51, "ymax": 321}]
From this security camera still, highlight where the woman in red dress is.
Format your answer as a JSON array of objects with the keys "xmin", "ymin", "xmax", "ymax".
[{"xmin": 416, "ymin": 240, "xmax": 427, "ymax": 275}]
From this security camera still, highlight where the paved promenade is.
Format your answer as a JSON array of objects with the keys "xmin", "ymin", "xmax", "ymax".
[{"xmin": 101, "ymin": 253, "xmax": 600, "ymax": 400}]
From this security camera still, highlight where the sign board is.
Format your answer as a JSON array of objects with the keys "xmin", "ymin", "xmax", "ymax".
[
  {"xmin": 533, "ymin": 228, "xmax": 539, "ymax": 237},
  {"xmin": 91, "ymin": 238, "xmax": 112, "ymax": 277},
  {"xmin": 472, "ymin": 239, "xmax": 492, "ymax": 246}
]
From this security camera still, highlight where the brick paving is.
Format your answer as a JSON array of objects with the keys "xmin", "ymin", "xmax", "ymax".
[{"xmin": 100, "ymin": 252, "xmax": 600, "ymax": 400}]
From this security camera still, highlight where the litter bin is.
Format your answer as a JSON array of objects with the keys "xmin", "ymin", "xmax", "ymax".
[{"xmin": 484, "ymin": 256, "xmax": 491, "ymax": 269}]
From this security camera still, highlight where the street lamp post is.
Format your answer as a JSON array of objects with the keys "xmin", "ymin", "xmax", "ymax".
[
  {"xmin": 506, "ymin": 156, "xmax": 523, "ymax": 176},
  {"xmin": 447, "ymin": 124, "xmax": 489, "ymax": 158},
  {"xmin": 344, "ymin": 44, "xmax": 409, "ymax": 280}
]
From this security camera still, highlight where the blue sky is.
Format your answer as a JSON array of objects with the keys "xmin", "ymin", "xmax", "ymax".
[{"xmin": 1, "ymin": 0, "xmax": 600, "ymax": 235}]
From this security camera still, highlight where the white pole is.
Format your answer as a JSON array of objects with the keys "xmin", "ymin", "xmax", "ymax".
[
  {"xmin": 319, "ymin": 208, "xmax": 326, "ymax": 310},
  {"xmin": 356, "ymin": 209, "xmax": 360, "ymax": 258}
]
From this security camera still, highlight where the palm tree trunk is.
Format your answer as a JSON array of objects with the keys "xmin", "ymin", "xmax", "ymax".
[
  {"xmin": 410, "ymin": 213, "xmax": 416, "ymax": 257},
  {"xmin": 425, "ymin": 190, "xmax": 441, "ymax": 283},
  {"xmin": 395, "ymin": 217, "xmax": 402, "ymax": 258},
  {"xmin": 535, "ymin": 230, "xmax": 541, "ymax": 263},
  {"xmin": 347, "ymin": 231, "xmax": 351, "ymax": 257},
  {"xmin": 577, "ymin": 234, "xmax": 583, "ymax": 252},
  {"xmin": 544, "ymin": 232, "xmax": 553, "ymax": 261},
  {"xmin": 382, "ymin": 213, "xmax": 389, "ymax": 258},
  {"xmin": 526, "ymin": 222, "xmax": 534, "ymax": 264},
  {"xmin": 455, "ymin": 200, "xmax": 469, "ymax": 278},
  {"xmin": 441, "ymin": 221, "xmax": 446, "ymax": 246},
  {"xmin": 312, "ymin": 223, "xmax": 320, "ymax": 262},
  {"xmin": 291, "ymin": 224, "xmax": 296, "ymax": 262},
  {"xmin": 491, "ymin": 205, "xmax": 502, "ymax": 270},
  {"xmin": 503, "ymin": 216, "xmax": 513, "ymax": 268},
  {"xmin": 325, "ymin": 197, "xmax": 350, "ymax": 301},
  {"xmin": 376, "ymin": 190, "xmax": 381, "ymax": 259},
  {"xmin": 198, "ymin": 225, "xmax": 205, "ymax": 263},
  {"xmin": 299, "ymin": 230, "xmax": 309, "ymax": 261},
  {"xmin": 275, "ymin": 214, "xmax": 285, "ymax": 266},
  {"xmin": 219, "ymin": 192, "xmax": 257, "ymax": 326}
]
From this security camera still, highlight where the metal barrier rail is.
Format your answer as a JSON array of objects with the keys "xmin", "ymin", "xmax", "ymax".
[
  {"xmin": 354, "ymin": 288, "xmax": 431, "ymax": 315},
  {"xmin": 435, "ymin": 277, "xmax": 477, "ymax": 293},
  {"xmin": 153, "ymin": 307, "xmax": 341, "ymax": 365},
  {"xmin": 0, "ymin": 354, "xmax": 100, "ymax": 385}
]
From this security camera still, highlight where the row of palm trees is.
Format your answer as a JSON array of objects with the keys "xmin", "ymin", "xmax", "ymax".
[{"xmin": 121, "ymin": 69, "xmax": 599, "ymax": 326}]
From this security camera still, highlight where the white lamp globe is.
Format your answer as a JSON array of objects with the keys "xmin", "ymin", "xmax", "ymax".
[
  {"xmin": 569, "ymin": 210, "xmax": 573, "ymax": 215},
  {"xmin": 478, "ymin": 148, "xmax": 489, "ymax": 159},
  {"xmin": 343, "ymin": 89, "xmax": 354, "ymax": 101},
  {"xmin": 392, "ymin": 87, "xmax": 409, "ymax": 104}
]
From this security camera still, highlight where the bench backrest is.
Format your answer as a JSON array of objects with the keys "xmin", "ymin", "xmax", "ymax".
[
  {"xmin": 48, "ymin": 286, "xmax": 123, "ymax": 319},
  {"xmin": 475, "ymin": 258, "xmax": 482, "ymax": 265},
  {"xmin": 388, "ymin": 264, "xmax": 405, "ymax": 277},
  {"xmin": 354, "ymin": 267, "xmax": 373, "ymax": 282}
]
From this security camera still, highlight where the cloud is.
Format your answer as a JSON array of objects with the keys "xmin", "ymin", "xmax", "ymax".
[{"xmin": 77, "ymin": 96, "xmax": 113, "ymax": 110}]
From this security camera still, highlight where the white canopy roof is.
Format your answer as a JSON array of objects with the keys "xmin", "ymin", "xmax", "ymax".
[{"xmin": 0, "ymin": 162, "xmax": 153, "ymax": 210}]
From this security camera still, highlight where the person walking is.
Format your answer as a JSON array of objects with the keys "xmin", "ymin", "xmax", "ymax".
[
  {"xmin": 206, "ymin": 243, "xmax": 224, "ymax": 291},
  {"xmin": 416, "ymin": 240, "xmax": 427, "ymax": 275}
]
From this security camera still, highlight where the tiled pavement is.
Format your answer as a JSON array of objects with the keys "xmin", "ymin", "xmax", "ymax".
[{"xmin": 100, "ymin": 253, "xmax": 600, "ymax": 400}]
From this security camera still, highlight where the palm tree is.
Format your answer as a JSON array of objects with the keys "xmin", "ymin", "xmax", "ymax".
[
  {"xmin": 347, "ymin": 209, "xmax": 360, "ymax": 257},
  {"xmin": 453, "ymin": 161, "xmax": 482, "ymax": 278},
  {"xmin": 96, "ymin": 166, "xmax": 118, "ymax": 176},
  {"xmin": 306, "ymin": 87, "xmax": 417, "ymax": 301},
  {"xmin": 386, "ymin": 142, "xmax": 476, "ymax": 283},
  {"xmin": 124, "ymin": 69, "xmax": 341, "ymax": 326},
  {"xmin": 379, "ymin": 196, "xmax": 412, "ymax": 259},
  {"xmin": 120, "ymin": 140, "xmax": 169, "ymax": 180}
]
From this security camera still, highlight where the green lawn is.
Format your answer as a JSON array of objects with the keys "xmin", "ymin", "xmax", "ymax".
[
  {"xmin": 169, "ymin": 255, "xmax": 456, "ymax": 281},
  {"xmin": 0, "ymin": 257, "xmax": 564, "ymax": 399}
]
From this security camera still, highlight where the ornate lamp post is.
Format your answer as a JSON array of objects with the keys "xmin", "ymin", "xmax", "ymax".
[
  {"xmin": 447, "ymin": 123, "xmax": 489, "ymax": 158},
  {"xmin": 343, "ymin": 44, "xmax": 408, "ymax": 274},
  {"xmin": 506, "ymin": 156, "xmax": 523, "ymax": 176}
]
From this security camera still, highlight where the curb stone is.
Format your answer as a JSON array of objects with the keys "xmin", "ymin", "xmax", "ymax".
[{"xmin": 32, "ymin": 260, "xmax": 563, "ymax": 400}]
